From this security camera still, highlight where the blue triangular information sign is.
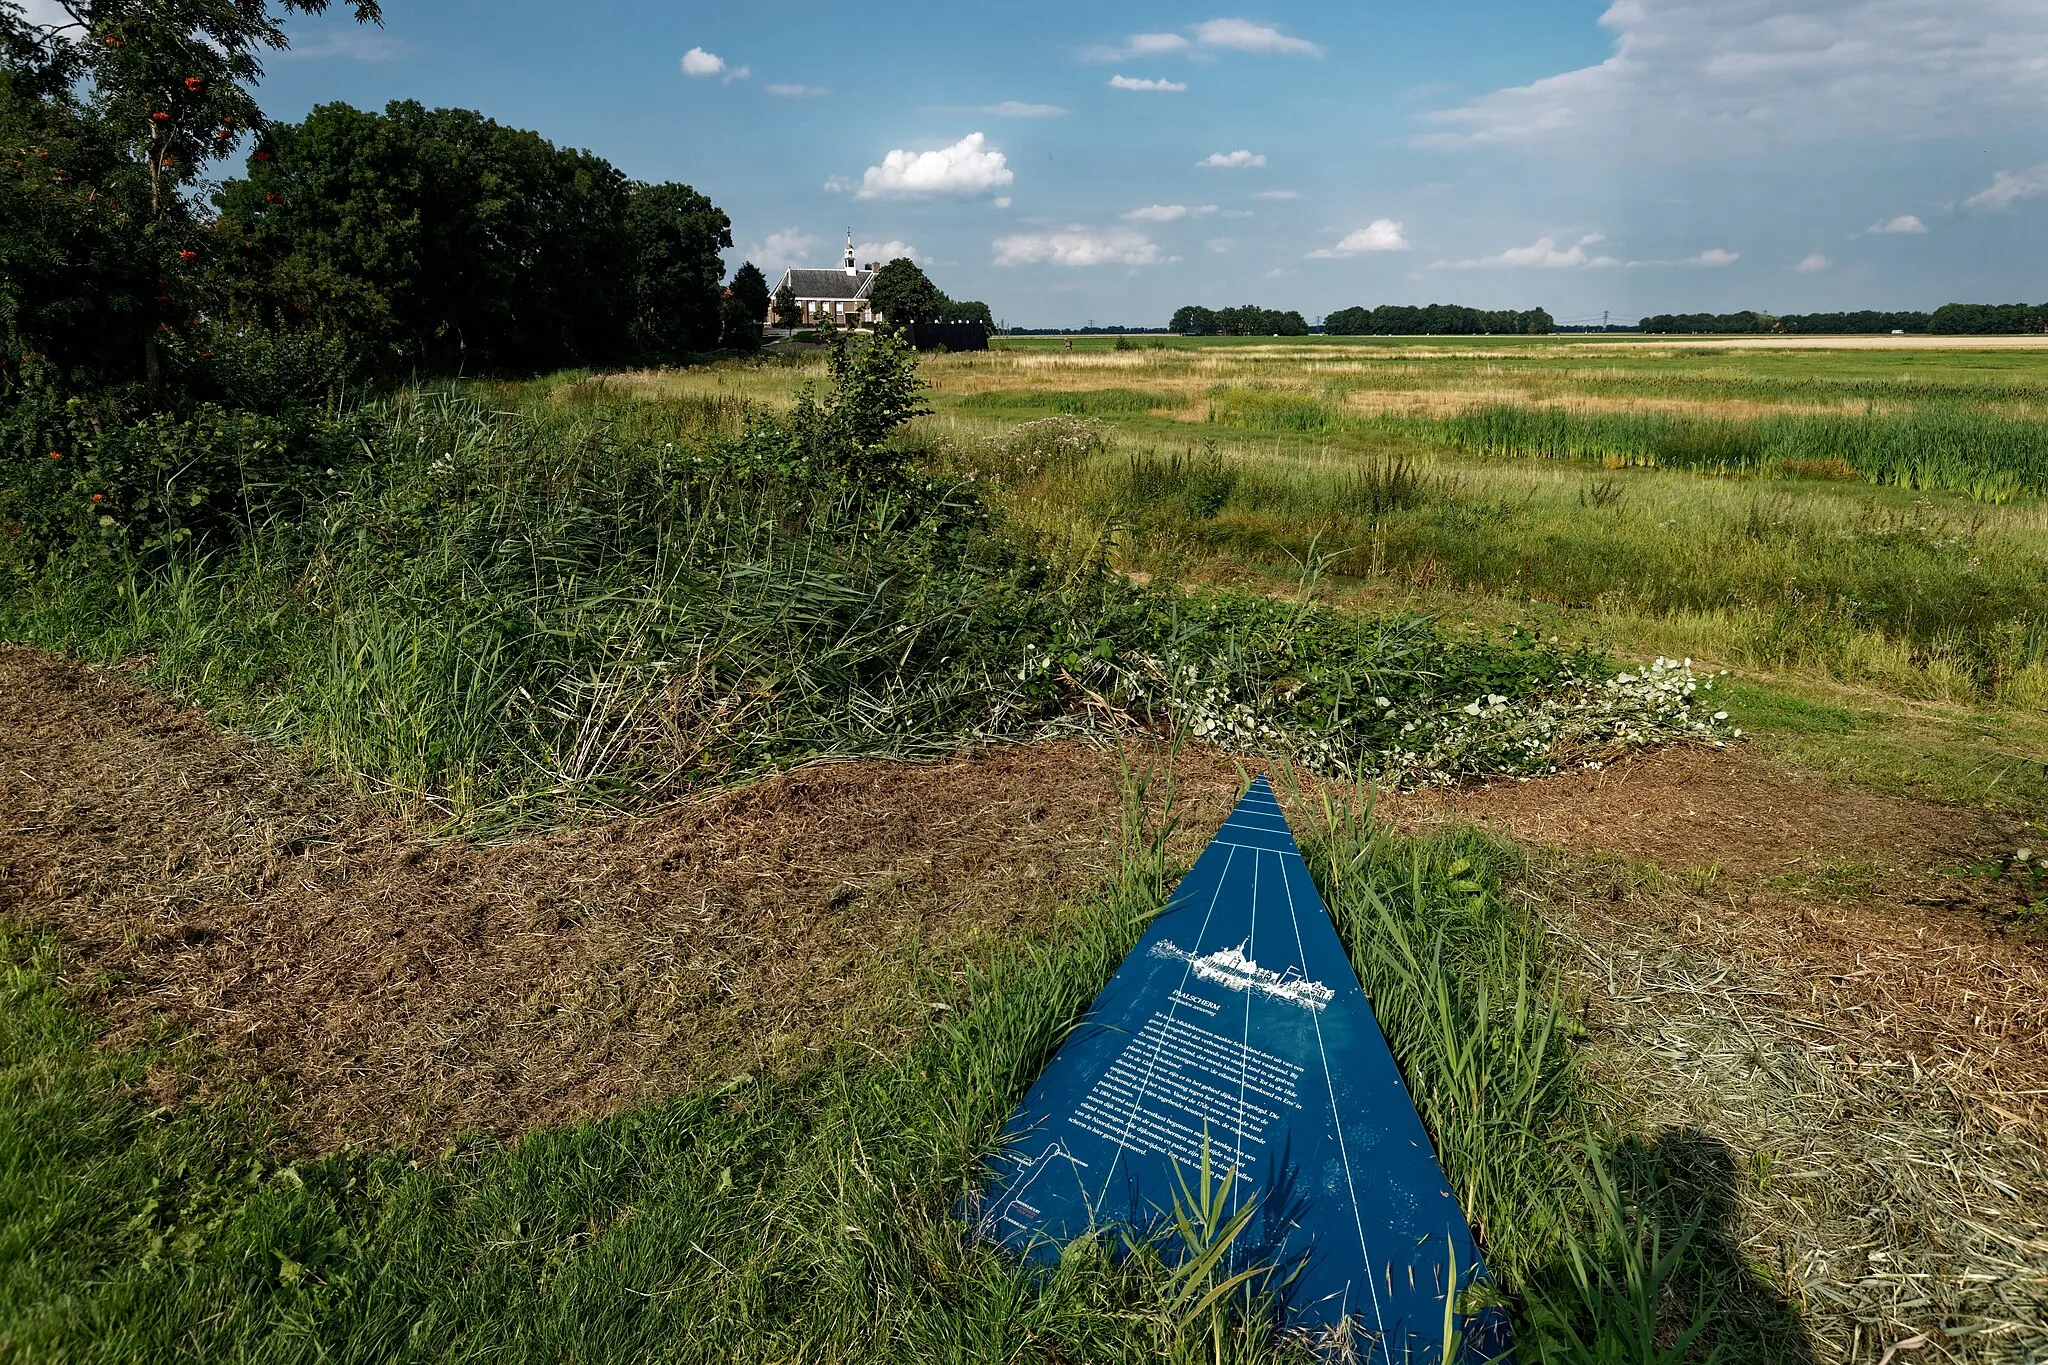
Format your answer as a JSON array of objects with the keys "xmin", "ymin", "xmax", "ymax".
[{"xmin": 973, "ymin": 777, "xmax": 1511, "ymax": 1359}]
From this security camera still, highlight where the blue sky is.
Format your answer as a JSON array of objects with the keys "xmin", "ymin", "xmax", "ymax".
[{"xmin": 226, "ymin": 1, "xmax": 2048, "ymax": 326}]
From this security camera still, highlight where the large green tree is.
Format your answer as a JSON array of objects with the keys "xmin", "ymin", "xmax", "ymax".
[
  {"xmin": 622, "ymin": 180, "xmax": 732, "ymax": 360},
  {"xmin": 216, "ymin": 100, "xmax": 655, "ymax": 373},
  {"xmin": 868, "ymin": 257, "xmax": 942, "ymax": 327}
]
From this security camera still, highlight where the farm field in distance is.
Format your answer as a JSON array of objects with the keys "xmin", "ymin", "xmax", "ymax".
[{"xmin": 4, "ymin": 331, "xmax": 2046, "ymax": 1363}]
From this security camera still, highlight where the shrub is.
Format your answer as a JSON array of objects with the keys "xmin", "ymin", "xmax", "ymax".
[{"xmin": 0, "ymin": 362, "xmax": 366, "ymax": 571}]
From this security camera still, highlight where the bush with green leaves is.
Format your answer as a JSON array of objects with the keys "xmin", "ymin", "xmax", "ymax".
[{"xmin": 0, "ymin": 360, "xmax": 365, "ymax": 572}]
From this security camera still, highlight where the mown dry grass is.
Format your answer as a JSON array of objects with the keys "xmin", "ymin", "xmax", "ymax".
[{"xmin": 0, "ymin": 643, "xmax": 1251, "ymax": 1150}]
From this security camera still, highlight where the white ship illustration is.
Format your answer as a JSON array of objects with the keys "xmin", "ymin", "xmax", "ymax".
[{"xmin": 1151, "ymin": 938, "xmax": 1335, "ymax": 1012}]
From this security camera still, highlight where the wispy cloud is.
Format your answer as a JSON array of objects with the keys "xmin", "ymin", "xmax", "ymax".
[
  {"xmin": 1085, "ymin": 19, "xmax": 1321, "ymax": 61},
  {"xmin": 1684, "ymin": 247, "xmax": 1739, "ymax": 267},
  {"xmin": 1251, "ymin": 189, "xmax": 1301, "ymax": 201},
  {"xmin": 1109, "ymin": 74, "xmax": 1187, "ymax": 92},
  {"xmin": 980, "ymin": 101, "xmax": 1068, "ymax": 117},
  {"xmin": 765, "ymin": 83, "xmax": 829, "ymax": 98},
  {"xmin": 1795, "ymin": 253, "xmax": 1832, "ymax": 273},
  {"xmin": 1964, "ymin": 162, "xmax": 2048, "ymax": 211},
  {"xmin": 1199, "ymin": 149, "xmax": 1265, "ymax": 168},
  {"xmin": 277, "ymin": 25, "xmax": 409, "ymax": 60},
  {"xmin": 1867, "ymin": 214, "xmax": 1927, "ymax": 234},
  {"xmin": 993, "ymin": 229, "xmax": 1163, "ymax": 267},
  {"xmin": 1415, "ymin": 1, "xmax": 2048, "ymax": 158},
  {"xmin": 1122, "ymin": 203, "xmax": 1217, "ymax": 222},
  {"xmin": 843, "ymin": 132, "xmax": 1014, "ymax": 200},
  {"xmin": 1190, "ymin": 18, "xmax": 1322, "ymax": 56},
  {"xmin": 1307, "ymin": 219, "xmax": 1409, "ymax": 257},
  {"xmin": 1433, "ymin": 233, "xmax": 1619, "ymax": 269}
]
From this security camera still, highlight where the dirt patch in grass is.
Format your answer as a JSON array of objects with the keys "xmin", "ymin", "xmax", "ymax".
[
  {"xmin": 0, "ymin": 644, "xmax": 1246, "ymax": 1152},
  {"xmin": 1391, "ymin": 744, "xmax": 2048, "ymax": 1128}
]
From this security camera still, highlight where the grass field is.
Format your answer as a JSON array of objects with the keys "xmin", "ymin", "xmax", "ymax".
[
  {"xmin": 617, "ymin": 335, "xmax": 2048, "ymax": 809},
  {"xmin": 3, "ymin": 334, "xmax": 2045, "ymax": 1362}
]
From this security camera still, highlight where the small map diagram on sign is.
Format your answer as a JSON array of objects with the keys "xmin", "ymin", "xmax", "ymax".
[{"xmin": 1149, "ymin": 938, "xmax": 1335, "ymax": 1012}]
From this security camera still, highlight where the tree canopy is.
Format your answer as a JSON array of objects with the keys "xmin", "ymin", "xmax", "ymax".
[
  {"xmin": 869, "ymin": 258, "xmax": 944, "ymax": 327},
  {"xmin": 1323, "ymin": 304, "xmax": 1552, "ymax": 336},
  {"xmin": 865, "ymin": 256, "xmax": 991, "ymax": 334},
  {"xmin": 1, "ymin": 0, "xmax": 383, "ymax": 388},
  {"xmin": 1170, "ymin": 304, "xmax": 1307, "ymax": 336}
]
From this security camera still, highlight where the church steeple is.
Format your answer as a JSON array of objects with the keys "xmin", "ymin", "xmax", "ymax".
[{"xmin": 844, "ymin": 229, "xmax": 857, "ymax": 275}]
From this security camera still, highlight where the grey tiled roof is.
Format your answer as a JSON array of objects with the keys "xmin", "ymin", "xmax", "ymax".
[{"xmin": 780, "ymin": 268, "xmax": 875, "ymax": 301}]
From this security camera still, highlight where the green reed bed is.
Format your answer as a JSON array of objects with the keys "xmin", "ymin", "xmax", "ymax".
[{"xmin": 1431, "ymin": 402, "xmax": 2048, "ymax": 502}]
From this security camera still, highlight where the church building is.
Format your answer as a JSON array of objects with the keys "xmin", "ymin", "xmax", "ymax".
[{"xmin": 772, "ymin": 235, "xmax": 881, "ymax": 326}]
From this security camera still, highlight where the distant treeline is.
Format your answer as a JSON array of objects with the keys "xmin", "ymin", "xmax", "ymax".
[
  {"xmin": 1323, "ymin": 304, "xmax": 1554, "ymax": 336},
  {"xmin": 1169, "ymin": 303, "xmax": 1554, "ymax": 336},
  {"xmin": 1169, "ymin": 305, "xmax": 1311, "ymax": 336},
  {"xmin": 1640, "ymin": 303, "xmax": 2048, "ymax": 335}
]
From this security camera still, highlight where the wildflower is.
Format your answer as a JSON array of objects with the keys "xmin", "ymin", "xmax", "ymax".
[
  {"xmin": 2015, "ymin": 848, "xmax": 2033, "ymax": 863},
  {"xmin": 255, "ymin": 150, "xmax": 272, "ymax": 161},
  {"xmin": 177, "ymin": 249, "xmax": 197, "ymax": 261},
  {"xmin": 90, "ymin": 493, "xmax": 103, "ymax": 502},
  {"xmin": 1374, "ymin": 696, "xmax": 1390, "ymax": 708},
  {"xmin": 184, "ymin": 77, "xmax": 202, "ymax": 92},
  {"xmin": 151, "ymin": 111, "xmax": 170, "ymax": 122},
  {"xmin": 47, "ymin": 450, "xmax": 61, "ymax": 460}
]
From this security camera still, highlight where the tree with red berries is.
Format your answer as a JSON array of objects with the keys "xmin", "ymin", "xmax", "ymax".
[{"xmin": 0, "ymin": 0, "xmax": 381, "ymax": 391}]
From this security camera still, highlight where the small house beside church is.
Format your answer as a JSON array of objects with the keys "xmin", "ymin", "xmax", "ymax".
[{"xmin": 773, "ymin": 235, "xmax": 880, "ymax": 326}]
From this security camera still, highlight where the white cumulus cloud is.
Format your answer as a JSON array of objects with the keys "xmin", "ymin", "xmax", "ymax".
[
  {"xmin": 1433, "ymin": 233, "xmax": 1620, "ymax": 269},
  {"xmin": 1191, "ymin": 18, "xmax": 1322, "ymax": 55},
  {"xmin": 1867, "ymin": 214, "xmax": 1927, "ymax": 234},
  {"xmin": 681, "ymin": 47, "xmax": 725, "ymax": 77},
  {"xmin": 993, "ymin": 229, "xmax": 1162, "ymax": 267},
  {"xmin": 765, "ymin": 83, "xmax": 829, "ymax": 98},
  {"xmin": 1416, "ymin": 0, "xmax": 2048, "ymax": 157},
  {"xmin": 746, "ymin": 229, "xmax": 823, "ymax": 272},
  {"xmin": 1307, "ymin": 219, "xmax": 1410, "ymax": 257},
  {"xmin": 1964, "ymin": 162, "xmax": 2048, "ymax": 210},
  {"xmin": 1199, "ymin": 149, "xmax": 1266, "ymax": 168},
  {"xmin": 853, "ymin": 240, "xmax": 919, "ymax": 264},
  {"xmin": 852, "ymin": 133, "xmax": 1013, "ymax": 200},
  {"xmin": 1123, "ymin": 203, "xmax": 1216, "ymax": 222},
  {"xmin": 1686, "ymin": 247, "xmax": 1740, "ymax": 266},
  {"xmin": 1110, "ymin": 75, "xmax": 1188, "ymax": 92},
  {"xmin": 1795, "ymin": 252, "xmax": 1832, "ymax": 272}
]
